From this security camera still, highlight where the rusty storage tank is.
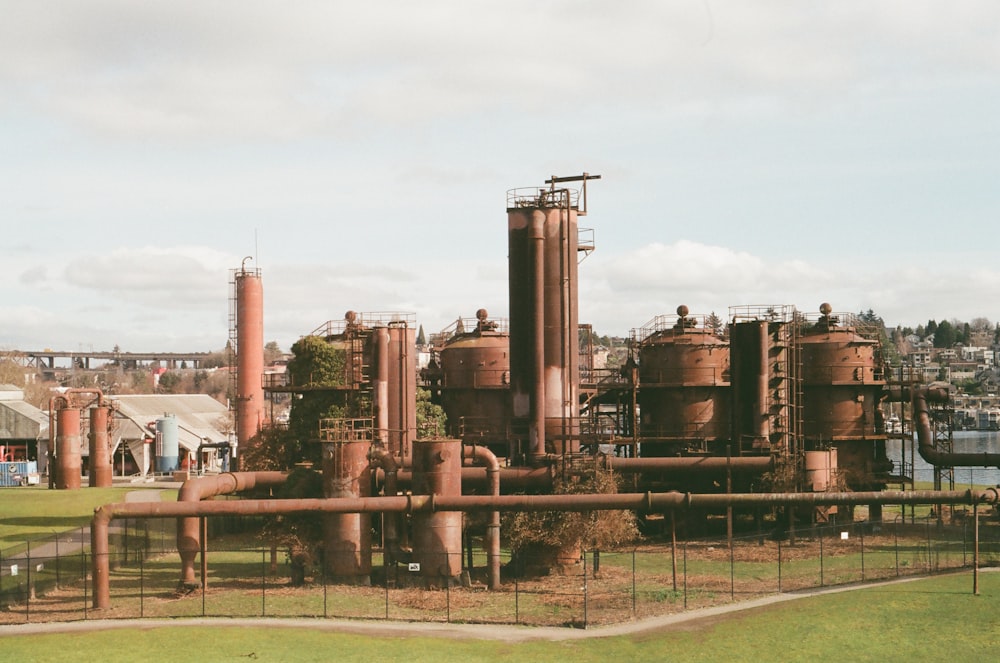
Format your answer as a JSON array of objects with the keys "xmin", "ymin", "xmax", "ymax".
[
  {"xmin": 508, "ymin": 175, "xmax": 599, "ymax": 460},
  {"xmin": 321, "ymin": 436, "xmax": 372, "ymax": 584},
  {"xmin": 234, "ymin": 262, "xmax": 265, "ymax": 450},
  {"xmin": 798, "ymin": 304, "xmax": 888, "ymax": 491},
  {"xmin": 411, "ymin": 438, "xmax": 463, "ymax": 585},
  {"xmin": 88, "ymin": 405, "xmax": 113, "ymax": 487},
  {"xmin": 55, "ymin": 406, "xmax": 82, "ymax": 490},
  {"xmin": 435, "ymin": 310, "xmax": 511, "ymax": 458},
  {"xmin": 636, "ymin": 306, "xmax": 730, "ymax": 456}
]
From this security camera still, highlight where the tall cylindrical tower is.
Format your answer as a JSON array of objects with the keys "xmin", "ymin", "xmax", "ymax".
[
  {"xmin": 88, "ymin": 405, "xmax": 113, "ymax": 487},
  {"xmin": 508, "ymin": 176, "xmax": 597, "ymax": 460},
  {"xmin": 55, "ymin": 407, "xmax": 82, "ymax": 490},
  {"xmin": 386, "ymin": 322, "xmax": 417, "ymax": 464},
  {"xmin": 235, "ymin": 263, "xmax": 265, "ymax": 450}
]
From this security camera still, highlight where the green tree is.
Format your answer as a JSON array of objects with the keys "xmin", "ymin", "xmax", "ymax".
[
  {"xmin": 934, "ymin": 320, "xmax": 956, "ymax": 348},
  {"xmin": 416, "ymin": 387, "xmax": 446, "ymax": 437},
  {"xmin": 706, "ymin": 311, "xmax": 724, "ymax": 337},
  {"xmin": 158, "ymin": 371, "xmax": 182, "ymax": 393},
  {"xmin": 287, "ymin": 336, "xmax": 346, "ymax": 387}
]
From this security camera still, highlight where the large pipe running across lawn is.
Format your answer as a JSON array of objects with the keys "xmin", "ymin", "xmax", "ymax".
[
  {"xmin": 92, "ymin": 487, "xmax": 998, "ymax": 609},
  {"xmin": 176, "ymin": 471, "xmax": 287, "ymax": 589}
]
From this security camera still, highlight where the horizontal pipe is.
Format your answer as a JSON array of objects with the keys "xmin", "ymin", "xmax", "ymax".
[
  {"xmin": 96, "ymin": 488, "xmax": 998, "ymax": 523},
  {"xmin": 607, "ymin": 456, "xmax": 773, "ymax": 474},
  {"xmin": 92, "ymin": 486, "xmax": 999, "ymax": 610}
]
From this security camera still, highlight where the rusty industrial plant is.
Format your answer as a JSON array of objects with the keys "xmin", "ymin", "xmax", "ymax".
[{"xmin": 80, "ymin": 172, "xmax": 1000, "ymax": 612}]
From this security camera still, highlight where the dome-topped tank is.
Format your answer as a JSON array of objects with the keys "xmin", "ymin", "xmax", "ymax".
[
  {"xmin": 798, "ymin": 304, "xmax": 888, "ymax": 490},
  {"xmin": 433, "ymin": 310, "xmax": 511, "ymax": 456},
  {"xmin": 637, "ymin": 306, "xmax": 730, "ymax": 454}
]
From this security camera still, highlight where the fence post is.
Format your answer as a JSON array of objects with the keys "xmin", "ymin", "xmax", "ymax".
[
  {"xmin": 963, "ymin": 519, "xmax": 968, "ymax": 567},
  {"xmin": 973, "ymin": 501, "xmax": 980, "ymax": 596},
  {"xmin": 81, "ymin": 530, "xmax": 87, "ymax": 620},
  {"xmin": 819, "ymin": 528, "xmax": 824, "ymax": 587},
  {"xmin": 25, "ymin": 540, "xmax": 32, "ymax": 621},
  {"xmin": 729, "ymin": 536, "xmax": 735, "ymax": 601},
  {"xmin": 894, "ymin": 517, "xmax": 900, "ymax": 577},
  {"xmin": 583, "ymin": 549, "xmax": 588, "ymax": 628},
  {"xmin": 261, "ymin": 546, "xmax": 266, "ymax": 617},
  {"xmin": 55, "ymin": 532, "xmax": 60, "ymax": 588},
  {"xmin": 514, "ymin": 558, "xmax": 520, "ymax": 625},
  {"xmin": 683, "ymin": 541, "xmax": 688, "ymax": 610},
  {"xmin": 777, "ymin": 540, "xmax": 782, "ymax": 593},
  {"xmin": 860, "ymin": 523, "xmax": 865, "ymax": 582},
  {"xmin": 631, "ymin": 549, "xmax": 636, "ymax": 615},
  {"xmin": 140, "ymin": 549, "xmax": 145, "ymax": 618}
]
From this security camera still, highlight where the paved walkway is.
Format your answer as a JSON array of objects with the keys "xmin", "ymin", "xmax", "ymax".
[{"xmin": 0, "ymin": 490, "xmax": 165, "ymax": 577}]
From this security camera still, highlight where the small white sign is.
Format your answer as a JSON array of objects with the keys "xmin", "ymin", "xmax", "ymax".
[
  {"xmin": 36, "ymin": 563, "xmax": 44, "ymax": 572},
  {"xmin": 408, "ymin": 562, "xmax": 421, "ymax": 572},
  {"xmin": 9, "ymin": 564, "xmax": 17, "ymax": 576},
  {"xmin": 840, "ymin": 531, "xmax": 850, "ymax": 540}
]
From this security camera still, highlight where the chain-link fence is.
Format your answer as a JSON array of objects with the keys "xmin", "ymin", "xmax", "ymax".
[{"xmin": 2, "ymin": 516, "xmax": 998, "ymax": 627}]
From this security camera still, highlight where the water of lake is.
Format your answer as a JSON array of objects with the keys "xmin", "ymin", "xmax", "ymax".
[{"xmin": 887, "ymin": 430, "xmax": 1000, "ymax": 487}]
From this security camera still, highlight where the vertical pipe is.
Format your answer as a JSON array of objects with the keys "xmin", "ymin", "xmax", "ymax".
[
  {"xmin": 531, "ymin": 212, "xmax": 546, "ymax": 462},
  {"xmin": 92, "ymin": 511, "xmax": 110, "ymax": 609},
  {"xmin": 375, "ymin": 327, "xmax": 390, "ymax": 444},
  {"xmin": 88, "ymin": 406, "xmax": 113, "ymax": 488},
  {"xmin": 757, "ymin": 320, "xmax": 770, "ymax": 443},
  {"xmin": 465, "ymin": 444, "xmax": 501, "ymax": 590}
]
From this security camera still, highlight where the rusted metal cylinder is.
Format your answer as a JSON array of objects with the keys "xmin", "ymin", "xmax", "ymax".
[
  {"xmin": 411, "ymin": 439, "xmax": 463, "ymax": 583},
  {"xmin": 322, "ymin": 440, "xmax": 372, "ymax": 583},
  {"xmin": 804, "ymin": 449, "xmax": 838, "ymax": 491},
  {"xmin": 637, "ymin": 312, "xmax": 730, "ymax": 453},
  {"xmin": 387, "ymin": 323, "xmax": 417, "ymax": 463},
  {"xmin": 799, "ymin": 314, "xmax": 888, "ymax": 490},
  {"xmin": 374, "ymin": 327, "xmax": 390, "ymax": 444},
  {"xmin": 508, "ymin": 195, "xmax": 580, "ymax": 460},
  {"xmin": 438, "ymin": 313, "xmax": 511, "ymax": 454},
  {"xmin": 235, "ymin": 266, "xmax": 265, "ymax": 451},
  {"xmin": 88, "ymin": 405, "xmax": 113, "ymax": 487},
  {"xmin": 55, "ymin": 407, "xmax": 82, "ymax": 490}
]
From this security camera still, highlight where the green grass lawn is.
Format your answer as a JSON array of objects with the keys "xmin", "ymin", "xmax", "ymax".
[
  {"xmin": 2, "ymin": 571, "xmax": 998, "ymax": 662},
  {"xmin": 0, "ymin": 485, "xmax": 176, "ymax": 551}
]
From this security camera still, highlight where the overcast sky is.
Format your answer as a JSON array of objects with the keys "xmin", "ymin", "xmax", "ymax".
[{"xmin": 3, "ymin": 2, "xmax": 998, "ymax": 353}]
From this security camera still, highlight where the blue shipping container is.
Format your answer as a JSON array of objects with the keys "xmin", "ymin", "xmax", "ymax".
[{"xmin": 0, "ymin": 461, "xmax": 39, "ymax": 487}]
